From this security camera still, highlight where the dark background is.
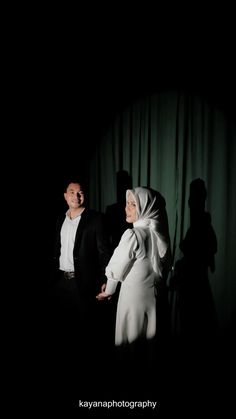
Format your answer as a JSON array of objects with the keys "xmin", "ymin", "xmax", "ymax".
[
  {"xmin": 30, "ymin": 29, "xmax": 235, "ymax": 181},
  {"xmin": 13, "ymin": 22, "xmax": 235, "ymax": 414}
]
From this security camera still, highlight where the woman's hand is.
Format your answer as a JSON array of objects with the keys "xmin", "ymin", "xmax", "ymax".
[
  {"xmin": 101, "ymin": 283, "xmax": 106, "ymax": 292},
  {"xmin": 96, "ymin": 282, "xmax": 112, "ymax": 300},
  {"xmin": 96, "ymin": 291, "xmax": 111, "ymax": 300}
]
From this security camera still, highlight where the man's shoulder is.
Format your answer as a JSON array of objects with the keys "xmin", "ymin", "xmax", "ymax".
[
  {"xmin": 83, "ymin": 208, "xmax": 104, "ymax": 221},
  {"xmin": 55, "ymin": 213, "xmax": 66, "ymax": 226}
]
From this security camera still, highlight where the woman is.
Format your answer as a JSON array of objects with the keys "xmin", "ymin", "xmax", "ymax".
[{"xmin": 96, "ymin": 186, "xmax": 171, "ymax": 347}]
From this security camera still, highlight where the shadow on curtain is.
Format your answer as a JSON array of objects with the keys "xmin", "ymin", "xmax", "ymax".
[{"xmin": 88, "ymin": 90, "xmax": 236, "ymax": 338}]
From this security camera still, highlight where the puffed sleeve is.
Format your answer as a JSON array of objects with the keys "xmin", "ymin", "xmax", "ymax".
[{"xmin": 105, "ymin": 229, "xmax": 138, "ymax": 295}]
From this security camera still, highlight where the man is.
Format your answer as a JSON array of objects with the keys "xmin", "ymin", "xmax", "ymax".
[{"xmin": 47, "ymin": 179, "xmax": 112, "ymax": 404}]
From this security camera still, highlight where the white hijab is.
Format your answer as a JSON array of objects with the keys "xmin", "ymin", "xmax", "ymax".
[{"xmin": 127, "ymin": 187, "xmax": 170, "ymax": 275}]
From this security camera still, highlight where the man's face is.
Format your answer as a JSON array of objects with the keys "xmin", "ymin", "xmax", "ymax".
[{"xmin": 64, "ymin": 183, "xmax": 85, "ymax": 209}]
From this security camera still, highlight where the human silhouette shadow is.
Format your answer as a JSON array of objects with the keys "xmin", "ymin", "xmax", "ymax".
[
  {"xmin": 170, "ymin": 178, "xmax": 218, "ymax": 345},
  {"xmin": 105, "ymin": 170, "xmax": 133, "ymax": 250}
]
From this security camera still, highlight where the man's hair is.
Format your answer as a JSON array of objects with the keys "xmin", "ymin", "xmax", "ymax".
[
  {"xmin": 62, "ymin": 175, "xmax": 87, "ymax": 193},
  {"xmin": 63, "ymin": 179, "xmax": 84, "ymax": 192}
]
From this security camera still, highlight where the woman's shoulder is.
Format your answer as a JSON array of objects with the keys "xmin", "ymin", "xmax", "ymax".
[
  {"xmin": 117, "ymin": 228, "xmax": 138, "ymax": 252},
  {"xmin": 120, "ymin": 228, "xmax": 146, "ymax": 247},
  {"xmin": 121, "ymin": 228, "xmax": 135, "ymax": 240},
  {"xmin": 119, "ymin": 228, "xmax": 141, "ymax": 246}
]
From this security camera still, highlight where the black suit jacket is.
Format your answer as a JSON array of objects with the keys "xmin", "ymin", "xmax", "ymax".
[{"xmin": 54, "ymin": 208, "xmax": 112, "ymax": 299}]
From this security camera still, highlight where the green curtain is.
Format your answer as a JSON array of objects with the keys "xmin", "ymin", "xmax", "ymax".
[{"xmin": 88, "ymin": 90, "xmax": 236, "ymax": 334}]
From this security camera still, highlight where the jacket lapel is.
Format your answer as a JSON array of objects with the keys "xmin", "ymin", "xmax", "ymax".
[{"xmin": 74, "ymin": 208, "xmax": 89, "ymax": 249}]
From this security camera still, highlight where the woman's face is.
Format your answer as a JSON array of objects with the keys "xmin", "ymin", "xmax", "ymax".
[{"xmin": 125, "ymin": 192, "xmax": 137, "ymax": 223}]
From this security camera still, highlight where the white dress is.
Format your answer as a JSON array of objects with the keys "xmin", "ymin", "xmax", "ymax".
[{"xmin": 105, "ymin": 227, "xmax": 159, "ymax": 346}]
